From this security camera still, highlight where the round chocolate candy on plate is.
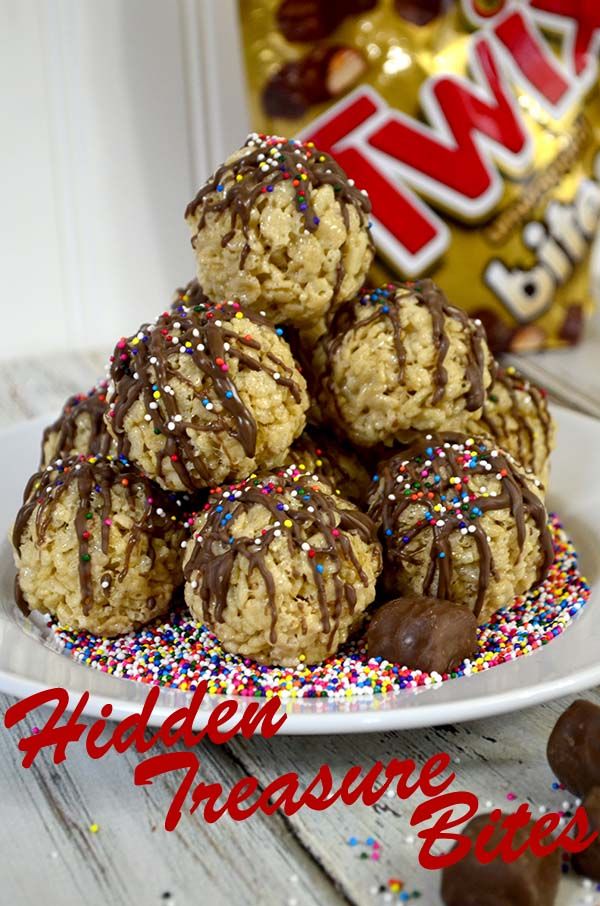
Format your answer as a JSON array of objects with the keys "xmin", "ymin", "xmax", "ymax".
[{"xmin": 367, "ymin": 596, "xmax": 478, "ymax": 674}]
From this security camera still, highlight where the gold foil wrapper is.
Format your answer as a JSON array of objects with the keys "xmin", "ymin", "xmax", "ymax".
[{"xmin": 238, "ymin": 0, "xmax": 600, "ymax": 351}]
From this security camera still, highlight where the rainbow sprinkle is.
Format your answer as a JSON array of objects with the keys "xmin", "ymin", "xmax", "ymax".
[{"xmin": 48, "ymin": 514, "xmax": 589, "ymax": 699}]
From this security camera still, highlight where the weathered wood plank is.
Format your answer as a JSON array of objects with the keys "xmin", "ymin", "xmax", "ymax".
[
  {"xmin": 0, "ymin": 692, "xmax": 345, "ymax": 906},
  {"xmin": 0, "ymin": 350, "xmax": 107, "ymax": 426},
  {"xmin": 228, "ymin": 691, "xmax": 600, "ymax": 906}
]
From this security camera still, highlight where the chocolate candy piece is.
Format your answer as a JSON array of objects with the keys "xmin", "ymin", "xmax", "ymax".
[
  {"xmin": 441, "ymin": 813, "xmax": 561, "ymax": 906},
  {"xmin": 473, "ymin": 307, "xmax": 515, "ymax": 355},
  {"xmin": 350, "ymin": 0, "xmax": 379, "ymax": 10},
  {"xmin": 263, "ymin": 46, "xmax": 367, "ymax": 120},
  {"xmin": 263, "ymin": 64, "xmax": 309, "ymax": 119},
  {"xmin": 366, "ymin": 596, "xmax": 478, "ymax": 673},
  {"xmin": 510, "ymin": 323, "xmax": 547, "ymax": 353},
  {"xmin": 276, "ymin": 0, "xmax": 377, "ymax": 43},
  {"xmin": 560, "ymin": 303, "xmax": 584, "ymax": 345},
  {"xmin": 394, "ymin": 0, "xmax": 448, "ymax": 26},
  {"xmin": 547, "ymin": 700, "xmax": 600, "ymax": 797},
  {"xmin": 572, "ymin": 787, "xmax": 600, "ymax": 880},
  {"xmin": 276, "ymin": 0, "xmax": 344, "ymax": 42}
]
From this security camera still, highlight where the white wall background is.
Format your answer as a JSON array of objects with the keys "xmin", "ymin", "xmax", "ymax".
[
  {"xmin": 0, "ymin": 0, "xmax": 248, "ymax": 361},
  {"xmin": 2, "ymin": 1, "xmax": 599, "ymax": 365}
]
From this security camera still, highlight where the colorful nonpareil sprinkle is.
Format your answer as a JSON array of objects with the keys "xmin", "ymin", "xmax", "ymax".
[
  {"xmin": 186, "ymin": 133, "xmax": 371, "ymax": 231},
  {"xmin": 48, "ymin": 514, "xmax": 589, "ymax": 699},
  {"xmin": 347, "ymin": 836, "xmax": 381, "ymax": 861}
]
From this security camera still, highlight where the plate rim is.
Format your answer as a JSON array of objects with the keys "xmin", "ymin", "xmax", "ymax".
[
  {"xmin": 2, "ymin": 657, "xmax": 600, "ymax": 735},
  {"xmin": 0, "ymin": 404, "xmax": 598, "ymax": 734}
]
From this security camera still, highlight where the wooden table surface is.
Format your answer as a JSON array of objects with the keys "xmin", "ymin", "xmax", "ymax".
[{"xmin": 1, "ymin": 339, "xmax": 599, "ymax": 906}]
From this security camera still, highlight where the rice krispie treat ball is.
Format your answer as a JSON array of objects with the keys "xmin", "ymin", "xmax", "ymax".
[
  {"xmin": 319, "ymin": 281, "xmax": 495, "ymax": 447},
  {"xmin": 41, "ymin": 381, "xmax": 115, "ymax": 467},
  {"xmin": 368, "ymin": 434, "xmax": 553, "ymax": 624},
  {"xmin": 468, "ymin": 366, "xmax": 555, "ymax": 489},
  {"xmin": 287, "ymin": 427, "xmax": 371, "ymax": 506},
  {"xmin": 105, "ymin": 298, "xmax": 309, "ymax": 492},
  {"xmin": 185, "ymin": 134, "xmax": 373, "ymax": 330},
  {"xmin": 183, "ymin": 466, "xmax": 382, "ymax": 666},
  {"xmin": 285, "ymin": 320, "xmax": 330, "ymax": 427},
  {"xmin": 13, "ymin": 454, "xmax": 185, "ymax": 636}
]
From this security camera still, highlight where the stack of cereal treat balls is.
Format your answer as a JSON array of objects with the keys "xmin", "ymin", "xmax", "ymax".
[{"xmin": 12, "ymin": 133, "xmax": 557, "ymax": 668}]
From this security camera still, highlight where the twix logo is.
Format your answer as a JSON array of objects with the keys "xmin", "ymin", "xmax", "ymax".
[{"xmin": 302, "ymin": 0, "xmax": 600, "ymax": 278}]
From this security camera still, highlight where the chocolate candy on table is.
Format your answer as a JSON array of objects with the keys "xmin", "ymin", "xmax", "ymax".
[
  {"xmin": 547, "ymin": 700, "xmax": 600, "ymax": 797},
  {"xmin": 366, "ymin": 596, "xmax": 478, "ymax": 674},
  {"xmin": 572, "ymin": 787, "xmax": 600, "ymax": 881},
  {"xmin": 441, "ymin": 813, "xmax": 561, "ymax": 906},
  {"xmin": 263, "ymin": 46, "xmax": 367, "ymax": 120}
]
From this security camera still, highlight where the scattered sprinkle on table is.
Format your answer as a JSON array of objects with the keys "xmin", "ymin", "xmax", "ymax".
[{"xmin": 49, "ymin": 515, "xmax": 590, "ymax": 699}]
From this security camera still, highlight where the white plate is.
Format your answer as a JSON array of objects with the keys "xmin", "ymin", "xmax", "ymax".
[{"xmin": 0, "ymin": 406, "xmax": 598, "ymax": 734}]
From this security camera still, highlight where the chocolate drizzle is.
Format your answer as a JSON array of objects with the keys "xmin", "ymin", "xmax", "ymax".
[
  {"xmin": 107, "ymin": 293, "xmax": 305, "ymax": 492},
  {"xmin": 185, "ymin": 134, "xmax": 373, "ymax": 303},
  {"xmin": 482, "ymin": 367, "xmax": 553, "ymax": 473},
  {"xmin": 368, "ymin": 433, "xmax": 553, "ymax": 618},
  {"xmin": 41, "ymin": 382, "xmax": 112, "ymax": 465},
  {"xmin": 171, "ymin": 278, "xmax": 210, "ymax": 312},
  {"xmin": 184, "ymin": 469, "xmax": 380, "ymax": 648},
  {"xmin": 326, "ymin": 280, "xmax": 491, "ymax": 414},
  {"xmin": 13, "ymin": 455, "xmax": 178, "ymax": 617}
]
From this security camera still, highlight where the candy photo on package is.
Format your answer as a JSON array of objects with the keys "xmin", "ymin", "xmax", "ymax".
[{"xmin": 239, "ymin": 0, "xmax": 600, "ymax": 352}]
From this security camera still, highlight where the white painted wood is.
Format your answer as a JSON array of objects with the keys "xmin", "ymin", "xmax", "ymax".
[
  {"xmin": 0, "ymin": 0, "xmax": 71, "ymax": 355},
  {"xmin": 0, "ymin": 696, "xmax": 341, "ymax": 906},
  {"xmin": 195, "ymin": 0, "xmax": 250, "ymax": 169},
  {"xmin": 0, "ymin": 0, "xmax": 250, "ymax": 363},
  {"xmin": 0, "ymin": 0, "xmax": 211, "ymax": 361}
]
